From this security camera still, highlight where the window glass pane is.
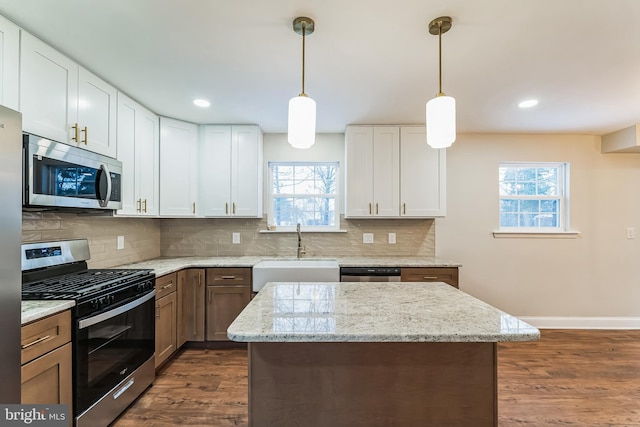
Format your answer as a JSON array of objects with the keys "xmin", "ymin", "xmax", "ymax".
[
  {"xmin": 539, "ymin": 214, "xmax": 558, "ymax": 228},
  {"xmin": 519, "ymin": 213, "xmax": 538, "ymax": 227},
  {"xmin": 516, "ymin": 168, "xmax": 536, "ymax": 182},
  {"xmin": 519, "ymin": 200, "xmax": 539, "ymax": 213},
  {"xmin": 499, "ymin": 199, "xmax": 518, "ymax": 213},
  {"xmin": 540, "ymin": 199, "xmax": 558, "ymax": 213},
  {"xmin": 517, "ymin": 182, "xmax": 536, "ymax": 195},
  {"xmin": 500, "ymin": 213, "xmax": 518, "ymax": 227}
]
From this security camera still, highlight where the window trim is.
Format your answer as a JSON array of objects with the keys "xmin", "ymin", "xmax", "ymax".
[
  {"xmin": 267, "ymin": 161, "xmax": 340, "ymax": 232},
  {"xmin": 497, "ymin": 161, "xmax": 574, "ymax": 235}
]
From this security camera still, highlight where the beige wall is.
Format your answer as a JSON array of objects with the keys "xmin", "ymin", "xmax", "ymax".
[
  {"xmin": 436, "ymin": 133, "xmax": 640, "ymax": 323},
  {"xmin": 22, "ymin": 212, "xmax": 161, "ymax": 268}
]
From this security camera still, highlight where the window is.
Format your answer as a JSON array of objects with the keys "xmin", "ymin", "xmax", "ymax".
[
  {"xmin": 499, "ymin": 162, "xmax": 569, "ymax": 231},
  {"xmin": 269, "ymin": 162, "xmax": 339, "ymax": 230}
]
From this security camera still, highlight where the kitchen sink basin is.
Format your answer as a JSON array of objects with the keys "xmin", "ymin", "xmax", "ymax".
[{"xmin": 252, "ymin": 259, "xmax": 340, "ymax": 292}]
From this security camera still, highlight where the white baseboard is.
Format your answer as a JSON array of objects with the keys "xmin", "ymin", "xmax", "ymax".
[{"xmin": 519, "ymin": 316, "xmax": 640, "ymax": 330}]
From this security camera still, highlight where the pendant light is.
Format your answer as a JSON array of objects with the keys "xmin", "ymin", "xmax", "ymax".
[
  {"xmin": 426, "ymin": 16, "xmax": 456, "ymax": 149},
  {"xmin": 288, "ymin": 17, "xmax": 316, "ymax": 149}
]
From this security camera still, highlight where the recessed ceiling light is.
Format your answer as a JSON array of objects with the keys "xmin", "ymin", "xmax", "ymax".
[
  {"xmin": 193, "ymin": 99, "xmax": 210, "ymax": 108},
  {"xmin": 518, "ymin": 99, "xmax": 538, "ymax": 109}
]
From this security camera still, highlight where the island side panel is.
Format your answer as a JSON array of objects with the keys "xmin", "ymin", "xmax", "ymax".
[{"xmin": 248, "ymin": 342, "xmax": 497, "ymax": 427}]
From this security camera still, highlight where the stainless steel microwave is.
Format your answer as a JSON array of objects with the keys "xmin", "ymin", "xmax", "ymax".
[{"xmin": 23, "ymin": 133, "xmax": 122, "ymax": 210}]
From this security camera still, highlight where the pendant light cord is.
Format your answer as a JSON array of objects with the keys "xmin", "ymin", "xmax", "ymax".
[
  {"xmin": 438, "ymin": 21, "xmax": 443, "ymax": 96},
  {"xmin": 301, "ymin": 21, "xmax": 306, "ymax": 96}
]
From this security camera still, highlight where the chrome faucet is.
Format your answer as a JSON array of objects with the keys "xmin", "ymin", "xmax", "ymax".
[{"xmin": 296, "ymin": 223, "xmax": 306, "ymax": 258}]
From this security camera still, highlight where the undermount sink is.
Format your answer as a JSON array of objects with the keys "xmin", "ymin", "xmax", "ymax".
[{"xmin": 252, "ymin": 259, "xmax": 340, "ymax": 292}]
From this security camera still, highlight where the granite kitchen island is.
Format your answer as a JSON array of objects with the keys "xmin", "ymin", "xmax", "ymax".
[{"xmin": 228, "ymin": 281, "xmax": 539, "ymax": 427}]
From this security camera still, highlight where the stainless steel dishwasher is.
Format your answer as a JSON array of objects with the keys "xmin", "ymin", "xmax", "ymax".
[{"xmin": 340, "ymin": 267, "xmax": 401, "ymax": 282}]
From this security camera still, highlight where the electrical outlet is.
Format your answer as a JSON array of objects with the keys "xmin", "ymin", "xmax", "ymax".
[
  {"xmin": 627, "ymin": 227, "xmax": 635, "ymax": 239},
  {"xmin": 232, "ymin": 232, "xmax": 241, "ymax": 244},
  {"xmin": 117, "ymin": 235, "xmax": 124, "ymax": 250},
  {"xmin": 388, "ymin": 232, "xmax": 396, "ymax": 244},
  {"xmin": 363, "ymin": 233, "xmax": 374, "ymax": 244}
]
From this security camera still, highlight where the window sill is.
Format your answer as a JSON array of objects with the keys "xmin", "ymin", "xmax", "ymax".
[
  {"xmin": 492, "ymin": 230, "xmax": 580, "ymax": 239},
  {"xmin": 259, "ymin": 229, "xmax": 348, "ymax": 234}
]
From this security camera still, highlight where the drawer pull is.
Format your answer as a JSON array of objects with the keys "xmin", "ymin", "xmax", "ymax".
[
  {"xmin": 22, "ymin": 335, "xmax": 51, "ymax": 349},
  {"xmin": 220, "ymin": 275, "xmax": 236, "ymax": 280},
  {"xmin": 161, "ymin": 283, "xmax": 174, "ymax": 289},
  {"xmin": 423, "ymin": 276, "xmax": 439, "ymax": 280}
]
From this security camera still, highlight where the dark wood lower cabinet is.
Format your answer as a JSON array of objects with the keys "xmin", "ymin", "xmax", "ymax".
[
  {"xmin": 177, "ymin": 269, "xmax": 205, "ymax": 346},
  {"xmin": 206, "ymin": 285, "xmax": 251, "ymax": 341},
  {"xmin": 401, "ymin": 267, "xmax": 459, "ymax": 288}
]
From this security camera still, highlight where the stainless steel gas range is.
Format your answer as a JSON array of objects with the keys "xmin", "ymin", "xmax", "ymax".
[{"xmin": 21, "ymin": 239, "xmax": 156, "ymax": 427}]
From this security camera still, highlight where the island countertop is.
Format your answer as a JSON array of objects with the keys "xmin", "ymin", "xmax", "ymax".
[{"xmin": 228, "ymin": 281, "xmax": 539, "ymax": 343}]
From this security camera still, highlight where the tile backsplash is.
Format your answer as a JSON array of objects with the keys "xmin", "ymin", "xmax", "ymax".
[
  {"xmin": 21, "ymin": 213, "xmax": 434, "ymax": 267},
  {"xmin": 22, "ymin": 212, "xmax": 161, "ymax": 268},
  {"xmin": 161, "ymin": 216, "xmax": 435, "ymax": 258}
]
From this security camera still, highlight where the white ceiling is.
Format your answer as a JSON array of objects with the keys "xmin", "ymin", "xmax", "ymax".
[{"xmin": 1, "ymin": 0, "xmax": 639, "ymax": 135}]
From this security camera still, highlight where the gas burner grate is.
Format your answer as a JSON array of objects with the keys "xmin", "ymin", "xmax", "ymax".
[{"xmin": 22, "ymin": 269, "xmax": 152, "ymax": 300}]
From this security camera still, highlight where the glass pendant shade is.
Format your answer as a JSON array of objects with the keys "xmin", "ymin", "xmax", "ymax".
[
  {"xmin": 426, "ymin": 95, "xmax": 456, "ymax": 148},
  {"xmin": 288, "ymin": 95, "xmax": 316, "ymax": 149}
]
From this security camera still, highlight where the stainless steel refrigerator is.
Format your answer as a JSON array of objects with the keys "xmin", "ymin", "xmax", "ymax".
[{"xmin": 0, "ymin": 105, "xmax": 22, "ymax": 402}]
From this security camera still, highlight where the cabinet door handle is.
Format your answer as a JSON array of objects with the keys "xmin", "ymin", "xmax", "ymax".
[
  {"xmin": 71, "ymin": 123, "xmax": 79, "ymax": 143},
  {"xmin": 156, "ymin": 305, "xmax": 160, "ymax": 318},
  {"xmin": 225, "ymin": 202, "xmax": 229, "ymax": 214},
  {"xmin": 369, "ymin": 203, "xmax": 372, "ymax": 215},
  {"xmin": 376, "ymin": 203, "xmax": 379, "ymax": 215},
  {"xmin": 198, "ymin": 272, "xmax": 202, "ymax": 286},
  {"xmin": 232, "ymin": 202, "xmax": 236, "ymax": 215},
  {"xmin": 220, "ymin": 275, "xmax": 236, "ymax": 280},
  {"xmin": 143, "ymin": 199, "xmax": 147, "ymax": 213},
  {"xmin": 403, "ymin": 203, "xmax": 406, "ymax": 215},
  {"xmin": 81, "ymin": 126, "xmax": 88, "ymax": 145},
  {"xmin": 162, "ymin": 283, "xmax": 173, "ymax": 289},
  {"xmin": 208, "ymin": 289, "xmax": 212, "ymax": 304},
  {"xmin": 192, "ymin": 202, "xmax": 196, "ymax": 214},
  {"xmin": 137, "ymin": 199, "xmax": 142, "ymax": 213},
  {"xmin": 21, "ymin": 335, "xmax": 51, "ymax": 349},
  {"xmin": 423, "ymin": 276, "xmax": 439, "ymax": 280}
]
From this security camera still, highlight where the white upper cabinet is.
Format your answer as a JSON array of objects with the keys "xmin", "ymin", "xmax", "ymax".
[
  {"xmin": 20, "ymin": 32, "xmax": 117, "ymax": 157},
  {"xmin": 199, "ymin": 125, "xmax": 263, "ymax": 217},
  {"xmin": 0, "ymin": 15, "xmax": 19, "ymax": 111},
  {"xmin": 117, "ymin": 93, "xmax": 159, "ymax": 216},
  {"xmin": 159, "ymin": 117, "xmax": 199, "ymax": 217},
  {"xmin": 345, "ymin": 125, "xmax": 400, "ymax": 218},
  {"xmin": 345, "ymin": 125, "xmax": 446, "ymax": 218},
  {"xmin": 400, "ymin": 127, "xmax": 446, "ymax": 217},
  {"xmin": 76, "ymin": 67, "xmax": 117, "ymax": 157}
]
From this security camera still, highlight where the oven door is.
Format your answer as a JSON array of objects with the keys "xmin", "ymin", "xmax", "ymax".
[{"xmin": 74, "ymin": 290, "xmax": 155, "ymax": 415}]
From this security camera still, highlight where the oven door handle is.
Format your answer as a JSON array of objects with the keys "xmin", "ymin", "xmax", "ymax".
[{"xmin": 78, "ymin": 290, "xmax": 156, "ymax": 330}]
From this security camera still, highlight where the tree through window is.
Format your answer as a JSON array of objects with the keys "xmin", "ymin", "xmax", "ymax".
[{"xmin": 269, "ymin": 162, "xmax": 339, "ymax": 230}]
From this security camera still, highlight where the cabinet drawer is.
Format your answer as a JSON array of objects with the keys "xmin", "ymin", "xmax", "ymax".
[
  {"xmin": 21, "ymin": 310, "xmax": 72, "ymax": 365},
  {"xmin": 21, "ymin": 342, "xmax": 72, "ymax": 409},
  {"xmin": 155, "ymin": 272, "xmax": 177, "ymax": 299},
  {"xmin": 206, "ymin": 268, "xmax": 251, "ymax": 286},
  {"xmin": 401, "ymin": 267, "xmax": 459, "ymax": 288}
]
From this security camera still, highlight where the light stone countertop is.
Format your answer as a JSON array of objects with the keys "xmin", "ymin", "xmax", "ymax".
[
  {"xmin": 227, "ymin": 281, "xmax": 539, "ymax": 343},
  {"xmin": 117, "ymin": 256, "xmax": 461, "ymax": 277},
  {"xmin": 22, "ymin": 300, "xmax": 75, "ymax": 325}
]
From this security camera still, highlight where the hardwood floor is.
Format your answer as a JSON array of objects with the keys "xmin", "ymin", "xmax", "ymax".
[{"xmin": 112, "ymin": 330, "xmax": 640, "ymax": 427}]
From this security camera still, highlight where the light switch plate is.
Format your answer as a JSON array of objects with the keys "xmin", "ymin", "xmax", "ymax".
[
  {"xmin": 627, "ymin": 227, "xmax": 635, "ymax": 239},
  {"xmin": 232, "ymin": 232, "xmax": 241, "ymax": 244},
  {"xmin": 388, "ymin": 232, "xmax": 396, "ymax": 244},
  {"xmin": 363, "ymin": 233, "xmax": 374, "ymax": 244},
  {"xmin": 117, "ymin": 235, "xmax": 124, "ymax": 250}
]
